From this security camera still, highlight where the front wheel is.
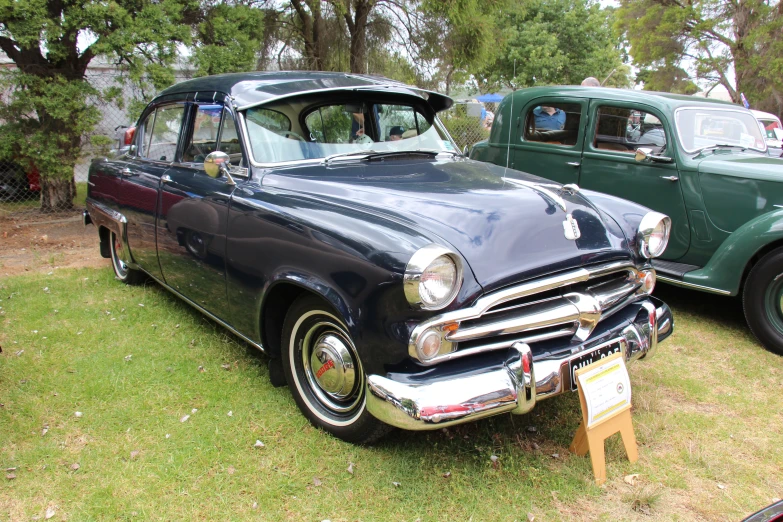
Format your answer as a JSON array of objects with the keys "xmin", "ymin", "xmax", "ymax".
[
  {"xmin": 109, "ymin": 231, "xmax": 145, "ymax": 285},
  {"xmin": 281, "ymin": 295, "xmax": 392, "ymax": 444},
  {"xmin": 743, "ymin": 247, "xmax": 783, "ymax": 355}
]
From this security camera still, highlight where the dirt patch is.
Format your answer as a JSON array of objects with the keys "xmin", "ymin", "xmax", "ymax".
[{"xmin": 0, "ymin": 213, "xmax": 109, "ymax": 276}]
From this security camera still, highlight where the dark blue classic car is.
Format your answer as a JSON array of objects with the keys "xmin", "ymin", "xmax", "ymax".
[{"xmin": 84, "ymin": 72, "xmax": 673, "ymax": 443}]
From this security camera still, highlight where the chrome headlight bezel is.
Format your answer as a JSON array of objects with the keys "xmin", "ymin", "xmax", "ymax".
[
  {"xmin": 637, "ymin": 211, "xmax": 671, "ymax": 259},
  {"xmin": 403, "ymin": 244, "xmax": 463, "ymax": 311}
]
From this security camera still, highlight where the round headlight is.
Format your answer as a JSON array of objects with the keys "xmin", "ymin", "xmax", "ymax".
[
  {"xmin": 404, "ymin": 245, "xmax": 463, "ymax": 310},
  {"xmin": 637, "ymin": 212, "xmax": 671, "ymax": 258}
]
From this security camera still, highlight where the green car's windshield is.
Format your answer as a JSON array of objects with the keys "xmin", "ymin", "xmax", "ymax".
[
  {"xmin": 676, "ymin": 108, "xmax": 767, "ymax": 153},
  {"xmin": 244, "ymin": 101, "xmax": 457, "ymax": 164}
]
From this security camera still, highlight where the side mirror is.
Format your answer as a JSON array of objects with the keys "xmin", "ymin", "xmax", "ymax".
[
  {"xmin": 463, "ymin": 145, "xmax": 470, "ymax": 156},
  {"xmin": 204, "ymin": 151, "xmax": 236, "ymax": 185},
  {"xmin": 635, "ymin": 147, "xmax": 673, "ymax": 164}
]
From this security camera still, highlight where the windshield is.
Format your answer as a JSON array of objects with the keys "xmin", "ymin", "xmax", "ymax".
[
  {"xmin": 675, "ymin": 108, "xmax": 767, "ymax": 153},
  {"xmin": 759, "ymin": 118, "xmax": 781, "ymax": 141},
  {"xmin": 244, "ymin": 101, "xmax": 457, "ymax": 164}
]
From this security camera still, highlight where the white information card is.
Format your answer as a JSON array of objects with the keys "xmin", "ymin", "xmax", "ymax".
[{"xmin": 576, "ymin": 354, "xmax": 632, "ymax": 428}]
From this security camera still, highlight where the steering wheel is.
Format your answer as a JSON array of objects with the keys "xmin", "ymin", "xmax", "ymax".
[{"xmin": 283, "ymin": 131, "xmax": 306, "ymax": 142}]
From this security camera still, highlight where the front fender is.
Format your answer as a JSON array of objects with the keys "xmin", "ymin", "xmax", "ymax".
[{"xmin": 681, "ymin": 208, "xmax": 783, "ymax": 295}]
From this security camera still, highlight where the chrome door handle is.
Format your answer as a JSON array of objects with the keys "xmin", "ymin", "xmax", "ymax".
[
  {"xmin": 566, "ymin": 162, "xmax": 581, "ymax": 167},
  {"xmin": 121, "ymin": 168, "xmax": 132, "ymax": 176},
  {"xmin": 660, "ymin": 176, "xmax": 679, "ymax": 182},
  {"xmin": 161, "ymin": 174, "xmax": 172, "ymax": 183}
]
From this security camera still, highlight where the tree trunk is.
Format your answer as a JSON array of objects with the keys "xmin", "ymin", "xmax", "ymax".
[
  {"xmin": 40, "ymin": 177, "xmax": 75, "ymax": 212},
  {"xmin": 346, "ymin": 0, "xmax": 372, "ymax": 74}
]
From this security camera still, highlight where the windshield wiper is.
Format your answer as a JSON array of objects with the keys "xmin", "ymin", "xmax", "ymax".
[
  {"xmin": 323, "ymin": 148, "xmax": 458, "ymax": 164},
  {"xmin": 694, "ymin": 143, "xmax": 746, "ymax": 154}
]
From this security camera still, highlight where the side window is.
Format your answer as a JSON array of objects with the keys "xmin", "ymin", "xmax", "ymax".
[
  {"xmin": 594, "ymin": 107, "xmax": 667, "ymax": 154},
  {"xmin": 216, "ymin": 109, "xmax": 243, "ymax": 166},
  {"xmin": 376, "ymin": 105, "xmax": 432, "ymax": 141},
  {"xmin": 523, "ymin": 103, "xmax": 582, "ymax": 146},
  {"xmin": 182, "ymin": 104, "xmax": 222, "ymax": 163},
  {"xmin": 139, "ymin": 111, "xmax": 156, "ymax": 158},
  {"xmin": 145, "ymin": 105, "xmax": 185, "ymax": 162},
  {"xmin": 305, "ymin": 105, "xmax": 358, "ymax": 143}
]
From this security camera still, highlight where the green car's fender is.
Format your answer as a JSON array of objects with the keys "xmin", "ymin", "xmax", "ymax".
[{"xmin": 677, "ymin": 208, "xmax": 783, "ymax": 296}]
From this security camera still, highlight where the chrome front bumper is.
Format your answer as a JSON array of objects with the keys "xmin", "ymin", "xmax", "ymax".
[{"xmin": 366, "ymin": 299, "xmax": 672, "ymax": 430}]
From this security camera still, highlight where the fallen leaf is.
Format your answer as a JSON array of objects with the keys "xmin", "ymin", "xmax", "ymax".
[
  {"xmin": 6, "ymin": 473, "xmax": 15, "ymax": 480},
  {"xmin": 6, "ymin": 467, "xmax": 16, "ymax": 472},
  {"xmin": 180, "ymin": 415, "xmax": 190, "ymax": 423},
  {"xmin": 527, "ymin": 514, "xmax": 535, "ymax": 522},
  {"xmin": 124, "ymin": 354, "xmax": 132, "ymax": 362},
  {"xmin": 252, "ymin": 502, "xmax": 258, "ymax": 509},
  {"xmin": 138, "ymin": 303, "xmax": 144, "ymax": 307},
  {"xmin": 442, "ymin": 471, "xmax": 451, "ymax": 478},
  {"xmin": 392, "ymin": 481, "xmax": 401, "ymax": 487},
  {"xmin": 531, "ymin": 442, "xmax": 540, "ymax": 450},
  {"xmin": 15, "ymin": 350, "xmax": 23, "ymax": 357},
  {"xmin": 717, "ymin": 484, "xmax": 725, "ymax": 490},
  {"xmin": 198, "ymin": 366, "xmax": 205, "ymax": 373},
  {"xmin": 41, "ymin": 426, "xmax": 49, "ymax": 437},
  {"xmin": 130, "ymin": 450, "xmax": 140, "ymax": 460},
  {"xmin": 346, "ymin": 462, "xmax": 354, "ymax": 475},
  {"xmin": 175, "ymin": 324, "xmax": 180, "ymax": 328},
  {"xmin": 254, "ymin": 440, "xmax": 265, "ymax": 448},
  {"xmin": 227, "ymin": 466, "xmax": 235, "ymax": 475},
  {"xmin": 313, "ymin": 477, "xmax": 322, "ymax": 487},
  {"xmin": 527, "ymin": 426, "xmax": 537, "ymax": 433},
  {"xmin": 74, "ymin": 411, "xmax": 83, "ymax": 418},
  {"xmin": 551, "ymin": 453, "xmax": 560, "ymax": 459},
  {"xmin": 490, "ymin": 455, "xmax": 499, "ymax": 462},
  {"xmin": 70, "ymin": 463, "xmax": 80, "ymax": 471},
  {"xmin": 166, "ymin": 434, "xmax": 171, "ymax": 439},
  {"xmin": 227, "ymin": 411, "xmax": 233, "ymax": 417},
  {"xmin": 45, "ymin": 507, "xmax": 56, "ymax": 519},
  {"xmin": 624, "ymin": 474, "xmax": 639, "ymax": 486},
  {"xmin": 191, "ymin": 408, "xmax": 198, "ymax": 414},
  {"xmin": 221, "ymin": 363, "xmax": 231, "ymax": 371}
]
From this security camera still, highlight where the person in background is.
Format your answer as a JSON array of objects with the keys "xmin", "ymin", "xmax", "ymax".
[
  {"xmin": 581, "ymin": 77, "xmax": 601, "ymax": 87},
  {"xmin": 533, "ymin": 106, "xmax": 565, "ymax": 131},
  {"xmin": 388, "ymin": 126, "xmax": 404, "ymax": 141}
]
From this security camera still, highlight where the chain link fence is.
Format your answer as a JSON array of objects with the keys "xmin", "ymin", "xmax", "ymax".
[{"xmin": 0, "ymin": 76, "xmax": 498, "ymax": 218}]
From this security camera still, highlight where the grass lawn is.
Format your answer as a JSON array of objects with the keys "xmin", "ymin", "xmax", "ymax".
[{"xmin": 1, "ymin": 268, "xmax": 782, "ymax": 521}]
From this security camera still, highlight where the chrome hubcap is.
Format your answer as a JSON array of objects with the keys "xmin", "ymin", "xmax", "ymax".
[
  {"xmin": 301, "ymin": 319, "xmax": 363, "ymax": 414},
  {"xmin": 112, "ymin": 234, "xmax": 128, "ymax": 276}
]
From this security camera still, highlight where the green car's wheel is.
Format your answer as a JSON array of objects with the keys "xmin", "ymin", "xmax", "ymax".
[
  {"xmin": 281, "ymin": 295, "xmax": 392, "ymax": 444},
  {"xmin": 109, "ymin": 231, "xmax": 145, "ymax": 285},
  {"xmin": 743, "ymin": 246, "xmax": 783, "ymax": 355}
]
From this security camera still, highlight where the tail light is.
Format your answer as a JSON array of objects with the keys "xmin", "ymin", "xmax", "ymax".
[{"xmin": 123, "ymin": 127, "xmax": 136, "ymax": 146}]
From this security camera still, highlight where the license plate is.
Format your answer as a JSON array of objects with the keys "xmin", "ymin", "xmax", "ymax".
[{"xmin": 569, "ymin": 340, "xmax": 623, "ymax": 390}]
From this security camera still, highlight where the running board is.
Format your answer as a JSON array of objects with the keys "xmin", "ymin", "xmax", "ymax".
[{"xmin": 652, "ymin": 259, "xmax": 701, "ymax": 278}]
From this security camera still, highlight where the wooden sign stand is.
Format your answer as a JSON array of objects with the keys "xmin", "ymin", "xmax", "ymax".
[{"xmin": 569, "ymin": 351, "xmax": 638, "ymax": 485}]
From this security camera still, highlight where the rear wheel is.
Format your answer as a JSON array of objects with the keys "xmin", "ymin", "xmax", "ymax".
[
  {"xmin": 281, "ymin": 295, "xmax": 392, "ymax": 444},
  {"xmin": 743, "ymin": 247, "xmax": 783, "ymax": 355},
  {"xmin": 109, "ymin": 231, "xmax": 145, "ymax": 285}
]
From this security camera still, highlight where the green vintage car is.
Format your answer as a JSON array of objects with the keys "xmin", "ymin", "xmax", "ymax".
[{"xmin": 471, "ymin": 86, "xmax": 783, "ymax": 354}]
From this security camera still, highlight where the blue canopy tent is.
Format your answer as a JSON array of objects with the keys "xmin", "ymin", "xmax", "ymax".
[{"xmin": 475, "ymin": 93, "xmax": 505, "ymax": 103}]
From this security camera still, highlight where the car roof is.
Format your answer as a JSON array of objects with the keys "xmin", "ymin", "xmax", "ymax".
[
  {"xmin": 155, "ymin": 71, "xmax": 453, "ymax": 112},
  {"xmin": 751, "ymin": 109, "xmax": 781, "ymax": 122},
  {"xmin": 510, "ymin": 85, "xmax": 741, "ymax": 110}
]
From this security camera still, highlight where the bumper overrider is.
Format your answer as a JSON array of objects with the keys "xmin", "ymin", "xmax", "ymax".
[{"xmin": 366, "ymin": 296, "xmax": 672, "ymax": 431}]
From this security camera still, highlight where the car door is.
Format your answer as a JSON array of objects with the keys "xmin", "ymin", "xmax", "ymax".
[
  {"xmin": 119, "ymin": 102, "xmax": 186, "ymax": 280},
  {"xmin": 156, "ymin": 102, "xmax": 244, "ymax": 317},
  {"xmin": 578, "ymin": 101, "xmax": 690, "ymax": 260},
  {"xmin": 511, "ymin": 97, "xmax": 587, "ymax": 185}
]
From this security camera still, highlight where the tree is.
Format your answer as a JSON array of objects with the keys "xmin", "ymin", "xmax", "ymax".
[
  {"xmin": 474, "ymin": 0, "xmax": 630, "ymax": 92},
  {"xmin": 193, "ymin": 4, "xmax": 267, "ymax": 77},
  {"xmin": 0, "ymin": 0, "xmax": 198, "ymax": 210},
  {"xmin": 615, "ymin": 0, "xmax": 783, "ymax": 116},
  {"xmin": 636, "ymin": 64, "xmax": 699, "ymax": 94}
]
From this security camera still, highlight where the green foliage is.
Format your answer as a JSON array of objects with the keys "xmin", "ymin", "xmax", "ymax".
[
  {"xmin": 475, "ymin": 0, "xmax": 629, "ymax": 91},
  {"xmin": 193, "ymin": 4, "xmax": 266, "ymax": 77},
  {"xmin": 0, "ymin": 72, "xmax": 101, "ymax": 181},
  {"xmin": 616, "ymin": 0, "xmax": 783, "ymax": 117},
  {"xmin": 636, "ymin": 65, "xmax": 699, "ymax": 95}
]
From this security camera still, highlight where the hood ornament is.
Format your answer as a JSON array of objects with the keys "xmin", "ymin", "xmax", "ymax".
[{"xmin": 502, "ymin": 177, "xmax": 583, "ymax": 240}]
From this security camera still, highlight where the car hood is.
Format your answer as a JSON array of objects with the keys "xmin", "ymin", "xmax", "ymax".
[
  {"xmin": 696, "ymin": 151, "xmax": 783, "ymax": 181},
  {"xmin": 260, "ymin": 158, "xmax": 632, "ymax": 292}
]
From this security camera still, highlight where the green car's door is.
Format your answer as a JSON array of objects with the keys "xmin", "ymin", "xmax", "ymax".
[
  {"xmin": 511, "ymin": 97, "xmax": 588, "ymax": 185},
  {"xmin": 578, "ymin": 100, "xmax": 691, "ymax": 260}
]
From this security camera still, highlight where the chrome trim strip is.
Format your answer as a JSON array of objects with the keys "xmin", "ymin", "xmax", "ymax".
[
  {"xmin": 408, "ymin": 261, "xmax": 640, "ymax": 364},
  {"xmin": 145, "ymin": 272, "xmax": 266, "ymax": 353},
  {"xmin": 501, "ymin": 177, "xmax": 567, "ymax": 213},
  {"xmin": 86, "ymin": 198, "xmax": 135, "ymax": 268},
  {"xmin": 657, "ymin": 275, "xmax": 732, "ymax": 295}
]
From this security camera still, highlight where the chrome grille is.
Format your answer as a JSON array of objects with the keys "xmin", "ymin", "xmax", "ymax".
[{"xmin": 408, "ymin": 261, "xmax": 649, "ymax": 365}]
